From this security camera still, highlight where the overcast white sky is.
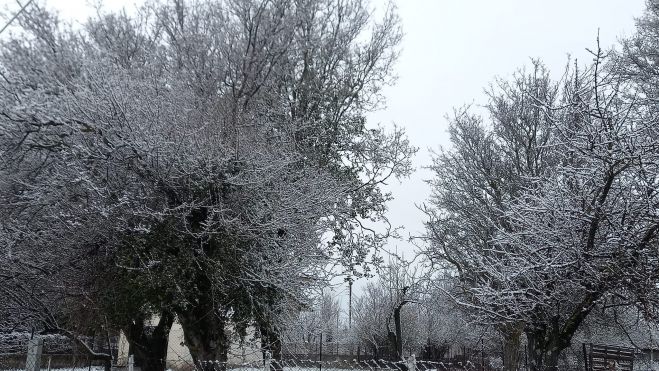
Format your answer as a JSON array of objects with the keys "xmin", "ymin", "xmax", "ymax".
[{"xmin": 2, "ymin": 0, "xmax": 648, "ymax": 294}]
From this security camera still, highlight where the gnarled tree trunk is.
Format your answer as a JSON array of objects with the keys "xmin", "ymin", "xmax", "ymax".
[
  {"xmin": 526, "ymin": 328, "xmax": 562, "ymax": 371},
  {"xmin": 125, "ymin": 310, "xmax": 174, "ymax": 371},
  {"xmin": 388, "ymin": 296, "xmax": 412, "ymax": 361},
  {"xmin": 525, "ymin": 296, "xmax": 597, "ymax": 371},
  {"xmin": 177, "ymin": 302, "xmax": 229, "ymax": 371}
]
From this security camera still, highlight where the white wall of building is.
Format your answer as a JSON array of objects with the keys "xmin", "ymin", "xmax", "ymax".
[{"xmin": 116, "ymin": 319, "xmax": 263, "ymax": 369}]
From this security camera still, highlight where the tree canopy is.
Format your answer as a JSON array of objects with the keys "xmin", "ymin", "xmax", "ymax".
[{"xmin": 0, "ymin": 0, "xmax": 414, "ymax": 368}]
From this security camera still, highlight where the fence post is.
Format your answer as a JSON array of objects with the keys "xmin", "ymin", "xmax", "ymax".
[
  {"xmin": 264, "ymin": 351, "xmax": 272, "ymax": 371},
  {"xmin": 407, "ymin": 353, "xmax": 416, "ymax": 371},
  {"xmin": 128, "ymin": 354, "xmax": 134, "ymax": 371},
  {"xmin": 582, "ymin": 343, "xmax": 589, "ymax": 371},
  {"xmin": 407, "ymin": 354, "xmax": 416, "ymax": 371},
  {"xmin": 26, "ymin": 337, "xmax": 44, "ymax": 371}
]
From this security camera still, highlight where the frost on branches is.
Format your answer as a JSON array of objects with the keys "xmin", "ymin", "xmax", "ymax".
[
  {"xmin": 424, "ymin": 46, "xmax": 659, "ymax": 371},
  {"xmin": 0, "ymin": 1, "xmax": 414, "ymax": 370}
]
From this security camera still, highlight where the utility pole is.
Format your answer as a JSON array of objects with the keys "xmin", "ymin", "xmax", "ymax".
[
  {"xmin": 319, "ymin": 332, "xmax": 323, "ymax": 371},
  {"xmin": 348, "ymin": 279, "xmax": 353, "ymax": 328},
  {"xmin": 336, "ymin": 307, "xmax": 340, "ymax": 357}
]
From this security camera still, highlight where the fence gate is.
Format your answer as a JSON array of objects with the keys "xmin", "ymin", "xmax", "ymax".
[{"xmin": 583, "ymin": 343, "xmax": 635, "ymax": 371}]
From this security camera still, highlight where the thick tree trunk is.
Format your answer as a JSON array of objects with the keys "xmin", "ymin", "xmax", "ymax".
[
  {"xmin": 125, "ymin": 310, "xmax": 174, "ymax": 371},
  {"xmin": 524, "ymin": 304, "xmax": 598, "ymax": 371},
  {"xmin": 501, "ymin": 324, "xmax": 523, "ymax": 371},
  {"xmin": 177, "ymin": 303, "xmax": 229, "ymax": 371},
  {"xmin": 524, "ymin": 296, "xmax": 598, "ymax": 371},
  {"xmin": 525, "ymin": 329, "xmax": 562, "ymax": 371}
]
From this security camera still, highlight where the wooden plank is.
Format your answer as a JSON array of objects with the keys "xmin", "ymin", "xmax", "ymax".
[
  {"xmin": 590, "ymin": 349, "xmax": 635, "ymax": 354},
  {"xmin": 590, "ymin": 352, "xmax": 634, "ymax": 360},
  {"xmin": 585, "ymin": 343, "xmax": 636, "ymax": 371},
  {"xmin": 591, "ymin": 345, "xmax": 634, "ymax": 353},
  {"xmin": 590, "ymin": 349, "xmax": 635, "ymax": 356}
]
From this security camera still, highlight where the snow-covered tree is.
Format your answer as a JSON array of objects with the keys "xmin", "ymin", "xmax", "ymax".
[
  {"xmin": 421, "ymin": 61, "xmax": 558, "ymax": 371},
  {"xmin": 0, "ymin": 1, "xmax": 414, "ymax": 370},
  {"xmin": 281, "ymin": 291, "xmax": 345, "ymax": 357},
  {"xmin": 350, "ymin": 261, "xmax": 426, "ymax": 360},
  {"xmin": 421, "ymin": 277, "xmax": 493, "ymax": 362},
  {"xmin": 497, "ymin": 46, "xmax": 659, "ymax": 370},
  {"xmin": 352, "ymin": 282, "xmax": 392, "ymax": 358},
  {"xmin": 425, "ymin": 44, "xmax": 659, "ymax": 370}
]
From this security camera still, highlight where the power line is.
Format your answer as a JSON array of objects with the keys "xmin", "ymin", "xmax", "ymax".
[{"xmin": 0, "ymin": 0, "xmax": 36, "ymax": 36}]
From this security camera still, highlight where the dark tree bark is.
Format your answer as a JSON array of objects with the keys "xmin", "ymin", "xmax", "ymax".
[
  {"xmin": 526, "ymin": 328, "xmax": 562, "ymax": 371},
  {"xmin": 501, "ymin": 323, "xmax": 523, "ymax": 371},
  {"xmin": 177, "ymin": 302, "xmax": 229, "ymax": 371},
  {"xmin": 387, "ymin": 296, "xmax": 412, "ymax": 361},
  {"xmin": 524, "ymin": 301, "xmax": 594, "ymax": 371},
  {"xmin": 125, "ymin": 310, "xmax": 174, "ymax": 371}
]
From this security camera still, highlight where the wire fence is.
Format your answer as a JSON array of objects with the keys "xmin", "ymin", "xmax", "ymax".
[
  {"xmin": 0, "ymin": 335, "xmax": 112, "ymax": 371},
  {"xmin": 0, "ymin": 351, "xmax": 111, "ymax": 371},
  {"xmin": 2, "ymin": 335, "xmax": 658, "ymax": 371},
  {"xmin": 164, "ymin": 357, "xmax": 479, "ymax": 371},
  {"xmin": 161, "ymin": 355, "xmax": 659, "ymax": 371},
  {"xmin": 3, "ymin": 353, "xmax": 659, "ymax": 371}
]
